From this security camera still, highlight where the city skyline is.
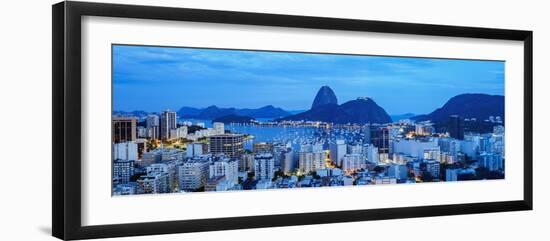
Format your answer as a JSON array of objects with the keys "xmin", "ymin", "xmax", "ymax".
[
  {"xmin": 112, "ymin": 44, "xmax": 505, "ymax": 196},
  {"xmin": 113, "ymin": 45, "xmax": 504, "ymax": 115}
]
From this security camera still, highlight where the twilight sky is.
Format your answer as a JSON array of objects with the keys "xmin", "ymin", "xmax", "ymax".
[{"xmin": 113, "ymin": 45, "xmax": 504, "ymax": 115}]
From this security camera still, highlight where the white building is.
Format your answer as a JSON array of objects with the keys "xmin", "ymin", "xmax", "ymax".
[
  {"xmin": 170, "ymin": 126, "xmax": 188, "ymax": 139},
  {"xmin": 392, "ymin": 138, "xmax": 438, "ymax": 159},
  {"xmin": 415, "ymin": 121, "xmax": 434, "ymax": 136},
  {"xmin": 330, "ymin": 139, "xmax": 347, "ymax": 166},
  {"xmin": 137, "ymin": 126, "xmax": 148, "ymax": 138},
  {"xmin": 213, "ymin": 122, "xmax": 225, "ymax": 135},
  {"xmin": 347, "ymin": 144, "xmax": 363, "ymax": 155},
  {"xmin": 373, "ymin": 176, "xmax": 397, "ymax": 185},
  {"xmin": 254, "ymin": 153, "xmax": 275, "ymax": 180},
  {"xmin": 423, "ymin": 147, "xmax": 441, "ymax": 162},
  {"xmin": 186, "ymin": 142, "xmax": 207, "ymax": 157},
  {"xmin": 146, "ymin": 114, "xmax": 160, "ymax": 139},
  {"xmin": 438, "ymin": 138, "xmax": 462, "ymax": 158},
  {"xmin": 388, "ymin": 164, "xmax": 408, "ymax": 180},
  {"xmin": 209, "ymin": 158, "xmax": 239, "ymax": 185},
  {"xmin": 281, "ymin": 150, "xmax": 295, "ymax": 174},
  {"xmin": 113, "ymin": 141, "xmax": 138, "ymax": 161},
  {"xmin": 298, "ymin": 151, "xmax": 325, "ymax": 174},
  {"xmin": 341, "ymin": 154, "xmax": 364, "ymax": 173},
  {"xmin": 137, "ymin": 172, "xmax": 170, "ymax": 194},
  {"xmin": 147, "ymin": 162, "xmax": 178, "ymax": 191},
  {"xmin": 311, "ymin": 143, "xmax": 324, "ymax": 152},
  {"xmin": 160, "ymin": 110, "xmax": 177, "ymax": 140},
  {"xmin": 479, "ymin": 152, "xmax": 504, "ymax": 171},
  {"xmin": 365, "ymin": 144, "xmax": 379, "ymax": 164},
  {"xmin": 440, "ymin": 152, "xmax": 456, "ymax": 164},
  {"xmin": 178, "ymin": 159, "xmax": 210, "ymax": 191},
  {"xmin": 490, "ymin": 132, "xmax": 505, "ymax": 158}
]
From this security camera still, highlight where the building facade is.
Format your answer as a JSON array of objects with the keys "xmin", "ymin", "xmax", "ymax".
[
  {"xmin": 209, "ymin": 134, "xmax": 244, "ymax": 158},
  {"xmin": 112, "ymin": 117, "xmax": 137, "ymax": 143},
  {"xmin": 160, "ymin": 110, "xmax": 177, "ymax": 140},
  {"xmin": 254, "ymin": 153, "xmax": 275, "ymax": 180}
]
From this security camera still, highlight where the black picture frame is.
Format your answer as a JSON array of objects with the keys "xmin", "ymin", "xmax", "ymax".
[{"xmin": 52, "ymin": 1, "xmax": 533, "ymax": 240}]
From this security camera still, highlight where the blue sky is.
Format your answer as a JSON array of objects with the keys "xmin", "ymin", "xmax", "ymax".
[{"xmin": 113, "ymin": 45, "xmax": 504, "ymax": 115}]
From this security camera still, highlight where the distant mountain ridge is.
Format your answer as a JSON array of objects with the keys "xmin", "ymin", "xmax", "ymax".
[
  {"xmin": 113, "ymin": 110, "xmax": 149, "ymax": 118},
  {"xmin": 390, "ymin": 113, "xmax": 416, "ymax": 122},
  {"xmin": 412, "ymin": 93, "xmax": 504, "ymax": 123},
  {"xmin": 212, "ymin": 114, "xmax": 255, "ymax": 124},
  {"xmin": 178, "ymin": 105, "xmax": 291, "ymax": 119},
  {"xmin": 114, "ymin": 93, "xmax": 502, "ymax": 126},
  {"xmin": 279, "ymin": 86, "xmax": 392, "ymax": 124}
]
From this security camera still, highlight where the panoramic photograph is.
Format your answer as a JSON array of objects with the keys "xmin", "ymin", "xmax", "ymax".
[{"xmin": 111, "ymin": 44, "xmax": 505, "ymax": 195}]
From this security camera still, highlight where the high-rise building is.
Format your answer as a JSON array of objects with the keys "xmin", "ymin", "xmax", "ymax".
[
  {"xmin": 113, "ymin": 159, "xmax": 135, "ymax": 184},
  {"xmin": 135, "ymin": 138, "xmax": 148, "ymax": 159},
  {"xmin": 362, "ymin": 125, "xmax": 371, "ymax": 144},
  {"xmin": 479, "ymin": 152, "xmax": 504, "ymax": 171},
  {"xmin": 113, "ymin": 141, "xmax": 138, "ymax": 161},
  {"xmin": 281, "ymin": 150, "xmax": 295, "ymax": 174},
  {"xmin": 366, "ymin": 144, "xmax": 379, "ymax": 164},
  {"xmin": 370, "ymin": 125, "xmax": 390, "ymax": 154},
  {"xmin": 392, "ymin": 139, "xmax": 438, "ymax": 159},
  {"xmin": 347, "ymin": 144, "xmax": 363, "ymax": 155},
  {"xmin": 298, "ymin": 151, "xmax": 324, "ymax": 174},
  {"xmin": 160, "ymin": 110, "xmax": 177, "ymax": 140},
  {"xmin": 170, "ymin": 126, "xmax": 188, "ymax": 139},
  {"xmin": 137, "ymin": 126, "xmax": 148, "ymax": 138},
  {"xmin": 438, "ymin": 137, "xmax": 461, "ymax": 159},
  {"xmin": 145, "ymin": 115, "xmax": 160, "ymax": 139},
  {"xmin": 112, "ymin": 117, "xmax": 137, "ymax": 143},
  {"xmin": 209, "ymin": 158, "xmax": 239, "ymax": 185},
  {"xmin": 341, "ymin": 154, "xmax": 364, "ymax": 173},
  {"xmin": 239, "ymin": 153, "xmax": 255, "ymax": 173},
  {"xmin": 415, "ymin": 121, "xmax": 435, "ymax": 136},
  {"xmin": 209, "ymin": 134, "xmax": 244, "ymax": 158},
  {"xmin": 423, "ymin": 147, "xmax": 441, "ymax": 162},
  {"xmin": 186, "ymin": 142, "xmax": 208, "ymax": 157},
  {"xmin": 329, "ymin": 140, "xmax": 347, "ymax": 166},
  {"xmin": 147, "ymin": 163, "xmax": 178, "ymax": 191},
  {"xmin": 388, "ymin": 164, "xmax": 409, "ymax": 180},
  {"xmin": 421, "ymin": 160, "xmax": 440, "ymax": 180},
  {"xmin": 448, "ymin": 115, "xmax": 464, "ymax": 140},
  {"xmin": 178, "ymin": 159, "xmax": 210, "ymax": 191},
  {"xmin": 254, "ymin": 153, "xmax": 275, "ymax": 180},
  {"xmin": 213, "ymin": 122, "xmax": 225, "ymax": 135}
]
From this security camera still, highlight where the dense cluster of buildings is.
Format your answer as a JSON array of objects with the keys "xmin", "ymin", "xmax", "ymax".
[{"xmin": 112, "ymin": 110, "xmax": 505, "ymax": 195}]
